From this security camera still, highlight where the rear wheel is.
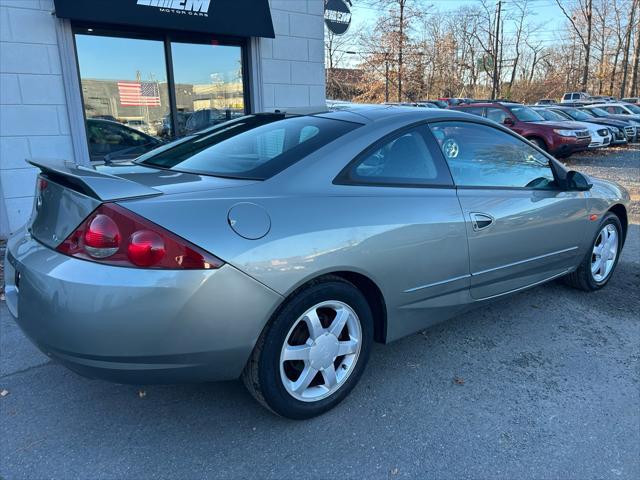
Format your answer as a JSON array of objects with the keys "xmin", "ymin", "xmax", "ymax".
[
  {"xmin": 564, "ymin": 213, "xmax": 622, "ymax": 291},
  {"xmin": 242, "ymin": 277, "xmax": 373, "ymax": 419}
]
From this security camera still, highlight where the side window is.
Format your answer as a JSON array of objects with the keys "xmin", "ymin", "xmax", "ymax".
[
  {"xmin": 486, "ymin": 107, "xmax": 509, "ymax": 124},
  {"xmin": 342, "ymin": 126, "xmax": 452, "ymax": 186},
  {"xmin": 563, "ymin": 94, "xmax": 571, "ymax": 100},
  {"xmin": 463, "ymin": 107, "xmax": 484, "ymax": 116},
  {"xmin": 429, "ymin": 121, "xmax": 556, "ymax": 189}
]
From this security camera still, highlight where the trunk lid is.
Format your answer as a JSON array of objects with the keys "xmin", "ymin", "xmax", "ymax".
[{"xmin": 27, "ymin": 158, "xmax": 256, "ymax": 248}]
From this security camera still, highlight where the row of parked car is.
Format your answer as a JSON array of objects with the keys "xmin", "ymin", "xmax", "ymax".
[{"xmin": 373, "ymin": 97, "xmax": 640, "ymax": 159}]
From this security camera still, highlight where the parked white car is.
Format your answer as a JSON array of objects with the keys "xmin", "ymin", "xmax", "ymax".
[{"xmin": 561, "ymin": 92, "xmax": 592, "ymax": 104}]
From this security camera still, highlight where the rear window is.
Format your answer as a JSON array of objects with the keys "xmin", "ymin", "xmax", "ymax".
[{"xmin": 138, "ymin": 114, "xmax": 361, "ymax": 180}]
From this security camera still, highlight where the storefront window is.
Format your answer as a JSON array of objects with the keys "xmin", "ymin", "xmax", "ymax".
[
  {"xmin": 171, "ymin": 42, "xmax": 245, "ymax": 137},
  {"xmin": 75, "ymin": 34, "xmax": 170, "ymax": 162},
  {"xmin": 74, "ymin": 30, "xmax": 247, "ymax": 163}
]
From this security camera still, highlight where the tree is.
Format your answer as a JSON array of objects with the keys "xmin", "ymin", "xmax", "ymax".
[
  {"xmin": 619, "ymin": 0, "xmax": 638, "ymax": 97},
  {"xmin": 555, "ymin": 0, "xmax": 593, "ymax": 91}
]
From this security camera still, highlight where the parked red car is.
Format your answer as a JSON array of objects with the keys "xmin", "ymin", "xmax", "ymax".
[{"xmin": 451, "ymin": 102, "xmax": 591, "ymax": 158}]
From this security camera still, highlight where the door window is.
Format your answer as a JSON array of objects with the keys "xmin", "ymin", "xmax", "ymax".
[
  {"xmin": 486, "ymin": 107, "xmax": 509, "ymax": 124},
  {"xmin": 463, "ymin": 107, "xmax": 484, "ymax": 117},
  {"xmin": 429, "ymin": 121, "xmax": 556, "ymax": 189},
  {"xmin": 340, "ymin": 126, "xmax": 452, "ymax": 186}
]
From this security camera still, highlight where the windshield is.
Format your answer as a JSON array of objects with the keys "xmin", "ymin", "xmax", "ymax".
[
  {"xmin": 507, "ymin": 106, "xmax": 544, "ymax": 122},
  {"xmin": 562, "ymin": 108, "xmax": 592, "ymax": 121},
  {"xmin": 138, "ymin": 114, "xmax": 361, "ymax": 180},
  {"xmin": 626, "ymin": 104, "xmax": 640, "ymax": 114},
  {"xmin": 587, "ymin": 107, "xmax": 607, "ymax": 117},
  {"xmin": 534, "ymin": 109, "xmax": 567, "ymax": 121}
]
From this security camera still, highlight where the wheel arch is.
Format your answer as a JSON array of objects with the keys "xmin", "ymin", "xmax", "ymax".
[
  {"xmin": 327, "ymin": 271, "xmax": 388, "ymax": 344},
  {"xmin": 525, "ymin": 135, "xmax": 548, "ymax": 150},
  {"xmin": 608, "ymin": 203, "xmax": 628, "ymax": 244},
  {"xmin": 274, "ymin": 270, "xmax": 388, "ymax": 345}
]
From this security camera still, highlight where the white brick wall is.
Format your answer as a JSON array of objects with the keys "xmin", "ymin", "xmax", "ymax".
[
  {"xmin": 0, "ymin": 0, "xmax": 74, "ymax": 236},
  {"xmin": 259, "ymin": 0, "xmax": 326, "ymax": 110}
]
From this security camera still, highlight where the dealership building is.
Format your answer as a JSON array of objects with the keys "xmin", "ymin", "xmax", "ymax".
[{"xmin": 0, "ymin": 0, "xmax": 327, "ymax": 238}]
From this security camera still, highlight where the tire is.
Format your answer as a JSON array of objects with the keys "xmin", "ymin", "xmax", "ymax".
[
  {"xmin": 563, "ymin": 212, "xmax": 623, "ymax": 291},
  {"xmin": 528, "ymin": 137, "xmax": 547, "ymax": 151},
  {"xmin": 242, "ymin": 276, "xmax": 373, "ymax": 419}
]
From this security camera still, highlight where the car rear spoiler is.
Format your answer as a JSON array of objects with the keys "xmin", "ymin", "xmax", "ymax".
[{"xmin": 27, "ymin": 158, "xmax": 162, "ymax": 201}]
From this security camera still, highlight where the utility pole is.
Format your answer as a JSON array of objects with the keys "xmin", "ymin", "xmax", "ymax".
[
  {"xmin": 491, "ymin": 0, "xmax": 502, "ymax": 99},
  {"xmin": 385, "ymin": 53, "xmax": 390, "ymax": 103},
  {"xmin": 620, "ymin": 0, "xmax": 638, "ymax": 98},
  {"xmin": 397, "ymin": 0, "xmax": 405, "ymax": 102}
]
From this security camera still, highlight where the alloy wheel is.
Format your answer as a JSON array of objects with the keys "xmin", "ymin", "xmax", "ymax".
[
  {"xmin": 279, "ymin": 301, "xmax": 362, "ymax": 402},
  {"xmin": 591, "ymin": 224, "xmax": 619, "ymax": 282}
]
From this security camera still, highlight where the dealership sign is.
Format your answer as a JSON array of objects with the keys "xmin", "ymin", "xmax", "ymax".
[
  {"xmin": 136, "ymin": 0, "xmax": 211, "ymax": 16},
  {"xmin": 53, "ymin": 0, "xmax": 274, "ymax": 38},
  {"xmin": 324, "ymin": 0, "xmax": 352, "ymax": 35}
]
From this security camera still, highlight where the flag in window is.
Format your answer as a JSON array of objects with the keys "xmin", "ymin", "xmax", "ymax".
[{"xmin": 118, "ymin": 81, "xmax": 161, "ymax": 107}]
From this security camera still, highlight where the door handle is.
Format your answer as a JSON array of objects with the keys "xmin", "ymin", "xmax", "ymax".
[{"xmin": 470, "ymin": 213, "xmax": 494, "ymax": 231}]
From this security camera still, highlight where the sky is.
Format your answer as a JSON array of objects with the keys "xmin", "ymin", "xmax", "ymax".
[
  {"xmin": 341, "ymin": 0, "xmax": 569, "ymax": 65},
  {"xmin": 75, "ymin": 33, "xmax": 243, "ymax": 84}
]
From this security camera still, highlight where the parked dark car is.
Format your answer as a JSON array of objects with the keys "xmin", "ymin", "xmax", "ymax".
[
  {"xmin": 422, "ymin": 99, "xmax": 448, "ymax": 108},
  {"xmin": 535, "ymin": 99, "xmax": 557, "ymax": 105},
  {"xmin": 86, "ymin": 119, "xmax": 162, "ymax": 163},
  {"xmin": 579, "ymin": 106, "xmax": 639, "ymax": 141},
  {"xmin": 546, "ymin": 106, "xmax": 637, "ymax": 143},
  {"xmin": 438, "ymin": 97, "xmax": 471, "ymax": 106},
  {"xmin": 452, "ymin": 102, "xmax": 590, "ymax": 157}
]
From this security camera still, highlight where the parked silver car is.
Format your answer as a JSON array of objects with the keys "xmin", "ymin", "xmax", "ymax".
[{"xmin": 4, "ymin": 106, "xmax": 630, "ymax": 419}]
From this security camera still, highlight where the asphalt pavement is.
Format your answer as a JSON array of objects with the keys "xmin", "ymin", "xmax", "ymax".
[{"xmin": 1, "ymin": 149, "xmax": 639, "ymax": 479}]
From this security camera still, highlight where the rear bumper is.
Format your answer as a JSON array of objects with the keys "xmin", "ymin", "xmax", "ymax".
[{"xmin": 4, "ymin": 229, "xmax": 282, "ymax": 384}]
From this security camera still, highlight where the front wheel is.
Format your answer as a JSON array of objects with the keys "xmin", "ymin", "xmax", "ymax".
[
  {"xmin": 242, "ymin": 277, "xmax": 373, "ymax": 419},
  {"xmin": 528, "ymin": 137, "xmax": 547, "ymax": 151},
  {"xmin": 564, "ymin": 213, "xmax": 623, "ymax": 291}
]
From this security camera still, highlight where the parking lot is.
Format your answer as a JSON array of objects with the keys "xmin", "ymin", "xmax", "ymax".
[{"xmin": 1, "ymin": 146, "xmax": 639, "ymax": 480}]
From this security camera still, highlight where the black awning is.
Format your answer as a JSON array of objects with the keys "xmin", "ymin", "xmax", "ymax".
[{"xmin": 53, "ymin": 0, "xmax": 275, "ymax": 38}]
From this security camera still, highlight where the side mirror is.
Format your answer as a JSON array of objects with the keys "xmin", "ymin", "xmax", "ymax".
[
  {"xmin": 566, "ymin": 170, "xmax": 593, "ymax": 191},
  {"xmin": 503, "ymin": 117, "xmax": 514, "ymax": 126}
]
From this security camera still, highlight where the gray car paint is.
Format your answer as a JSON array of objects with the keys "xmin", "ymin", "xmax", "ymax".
[{"xmin": 4, "ymin": 106, "xmax": 631, "ymax": 384}]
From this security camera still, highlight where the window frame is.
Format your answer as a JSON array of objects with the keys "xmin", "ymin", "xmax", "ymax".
[
  {"xmin": 71, "ymin": 23, "xmax": 252, "ymax": 155},
  {"xmin": 427, "ymin": 119, "xmax": 563, "ymax": 191},
  {"xmin": 333, "ymin": 122, "xmax": 455, "ymax": 189}
]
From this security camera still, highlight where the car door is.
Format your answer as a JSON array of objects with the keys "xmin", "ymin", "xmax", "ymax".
[
  {"xmin": 335, "ymin": 124, "xmax": 471, "ymax": 340},
  {"xmin": 429, "ymin": 120, "xmax": 588, "ymax": 299}
]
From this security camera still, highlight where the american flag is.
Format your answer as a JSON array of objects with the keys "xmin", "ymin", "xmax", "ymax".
[{"xmin": 118, "ymin": 81, "xmax": 161, "ymax": 107}]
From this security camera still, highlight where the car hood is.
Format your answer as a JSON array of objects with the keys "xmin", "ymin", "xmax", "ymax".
[
  {"xmin": 527, "ymin": 121, "xmax": 580, "ymax": 129},
  {"xmin": 599, "ymin": 114, "xmax": 640, "ymax": 123},
  {"xmin": 539, "ymin": 120, "xmax": 594, "ymax": 131},
  {"xmin": 579, "ymin": 118, "xmax": 630, "ymax": 128},
  {"xmin": 589, "ymin": 177, "xmax": 630, "ymax": 205}
]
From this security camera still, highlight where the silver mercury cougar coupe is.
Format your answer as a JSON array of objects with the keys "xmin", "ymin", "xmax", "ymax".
[{"xmin": 4, "ymin": 106, "xmax": 630, "ymax": 419}]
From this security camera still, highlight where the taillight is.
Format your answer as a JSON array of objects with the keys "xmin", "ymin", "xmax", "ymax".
[
  {"xmin": 57, "ymin": 203, "xmax": 224, "ymax": 269},
  {"xmin": 84, "ymin": 214, "xmax": 120, "ymax": 258},
  {"xmin": 127, "ymin": 230, "xmax": 165, "ymax": 267}
]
